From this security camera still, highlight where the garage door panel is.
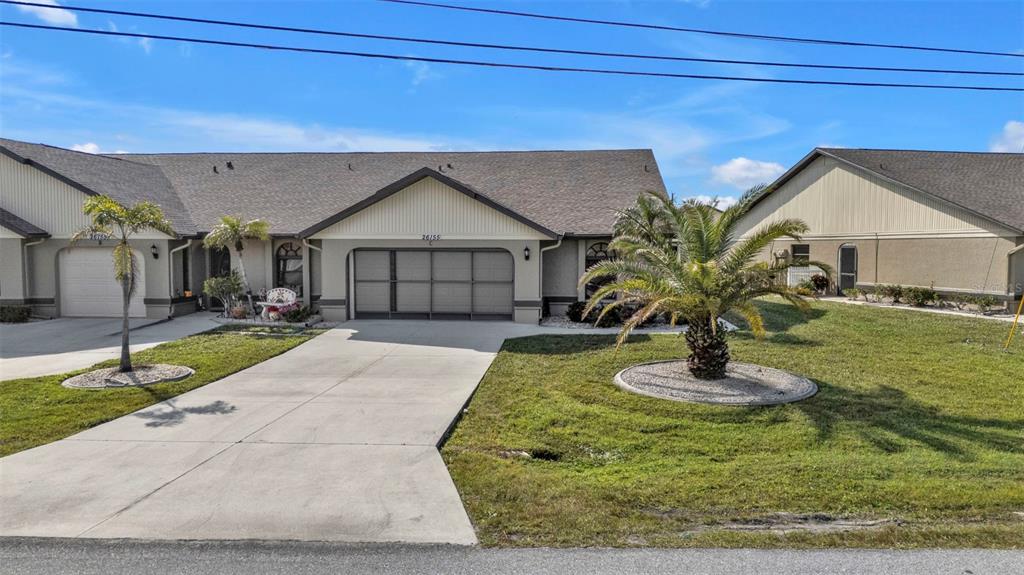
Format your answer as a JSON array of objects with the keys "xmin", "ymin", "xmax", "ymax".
[
  {"xmin": 395, "ymin": 252, "xmax": 430, "ymax": 281},
  {"xmin": 432, "ymin": 252, "xmax": 471, "ymax": 281},
  {"xmin": 473, "ymin": 251, "xmax": 513, "ymax": 282},
  {"xmin": 60, "ymin": 248, "xmax": 146, "ymax": 318},
  {"xmin": 355, "ymin": 251, "xmax": 390, "ymax": 281},
  {"xmin": 432, "ymin": 282, "xmax": 471, "ymax": 313},
  {"xmin": 355, "ymin": 281, "xmax": 389, "ymax": 312},
  {"xmin": 473, "ymin": 283, "xmax": 513, "ymax": 314},
  {"xmin": 396, "ymin": 283, "xmax": 430, "ymax": 312}
]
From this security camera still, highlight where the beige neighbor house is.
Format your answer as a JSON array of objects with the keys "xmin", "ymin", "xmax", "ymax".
[
  {"xmin": 735, "ymin": 148, "xmax": 1024, "ymax": 306},
  {"xmin": 0, "ymin": 138, "xmax": 666, "ymax": 323}
]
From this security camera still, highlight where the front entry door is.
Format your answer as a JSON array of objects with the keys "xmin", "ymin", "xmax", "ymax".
[{"xmin": 838, "ymin": 244, "xmax": 857, "ymax": 295}]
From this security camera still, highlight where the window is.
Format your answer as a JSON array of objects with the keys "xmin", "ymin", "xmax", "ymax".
[
  {"xmin": 585, "ymin": 242, "xmax": 612, "ymax": 298},
  {"xmin": 791, "ymin": 244, "xmax": 810, "ymax": 265},
  {"xmin": 276, "ymin": 242, "xmax": 303, "ymax": 295}
]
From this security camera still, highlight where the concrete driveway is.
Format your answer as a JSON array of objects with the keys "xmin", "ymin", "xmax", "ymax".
[
  {"xmin": 0, "ymin": 320, "xmax": 556, "ymax": 545},
  {"xmin": 0, "ymin": 314, "xmax": 220, "ymax": 379}
]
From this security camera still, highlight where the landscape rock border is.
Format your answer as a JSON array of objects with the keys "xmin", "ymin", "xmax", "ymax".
[
  {"xmin": 62, "ymin": 364, "xmax": 195, "ymax": 389},
  {"xmin": 614, "ymin": 360, "xmax": 817, "ymax": 406}
]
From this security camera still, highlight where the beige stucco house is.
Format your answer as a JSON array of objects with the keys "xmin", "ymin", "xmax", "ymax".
[
  {"xmin": 736, "ymin": 148, "xmax": 1024, "ymax": 305},
  {"xmin": 0, "ymin": 138, "xmax": 665, "ymax": 323}
]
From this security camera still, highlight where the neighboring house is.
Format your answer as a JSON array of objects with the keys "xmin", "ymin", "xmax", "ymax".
[
  {"xmin": 0, "ymin": 138, "xmax": 666, "ymax": 323},
  {"xmin": 735, "ymin": 148, "xmax": 1024, "ymax": 305}
]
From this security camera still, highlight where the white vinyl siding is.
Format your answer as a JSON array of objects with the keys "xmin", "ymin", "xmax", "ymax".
[
  {"xmin": 311, "ymin": 177, "xmax": 549, "ymax": 240},
  {"xmin": 735, "ymin": 156, "xmax": 1017, "ymax": 239}
]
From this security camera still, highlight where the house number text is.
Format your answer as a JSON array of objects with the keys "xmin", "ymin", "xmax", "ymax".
[{"xmin": 422, "ymin": 234, "xmax": 442, "ymax": 241}]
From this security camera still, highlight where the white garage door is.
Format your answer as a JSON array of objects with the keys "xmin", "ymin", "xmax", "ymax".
[
  {"xmin": 60, "ymin": 248, "xmax": 146, "ymax": 317},
  {"xmin": 353, "ymin": 249, "xmax": 513, "ymax": 320}
]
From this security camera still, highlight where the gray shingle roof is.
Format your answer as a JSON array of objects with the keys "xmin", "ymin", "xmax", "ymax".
[
  {"xmin": 0, "ymin": 207, "xmax": 48, "ymax": 237},
  {"xmin": 113, "ymin": 149, "xmax": 665, "ymax": 236},
  {"xmin": 817, "ymin": 148, "xmax": 1024, "ymax": 233},
  {"xmin": 0, "ymin": 139, "xmax": 197, "ymax": 235}
]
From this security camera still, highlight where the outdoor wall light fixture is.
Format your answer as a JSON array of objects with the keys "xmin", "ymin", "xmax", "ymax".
[
  {"xmin": 524, "ymin": 246, "xmax": 531, "ymax": 261},
  {"xmin": 150, "ymin": 244, "xmax": 159, "ymax": 259}
]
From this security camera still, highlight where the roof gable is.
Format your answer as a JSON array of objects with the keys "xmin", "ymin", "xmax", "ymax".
[
  {"xmin": 0, "ymin": 207, "xmax": 49, "ymax": 238},
  {"xmin": 307, "ymin": 169, "xmax": 556, "ymax": 240},
  {"xmin": 0, "ymin": 139, "xmax": 196, "ymax": 235},
  {"xmin": 766, "ymin": 148, "xmax": 1023, "ymax": 233}
]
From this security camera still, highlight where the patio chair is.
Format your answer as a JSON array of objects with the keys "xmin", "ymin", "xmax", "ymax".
[{"xmin": 256, "ymin": 287, "xmax": 298, "ymax": 321}]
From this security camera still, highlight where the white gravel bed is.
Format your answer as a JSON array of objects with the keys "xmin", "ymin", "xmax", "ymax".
[
  {"xmin": 62, "ymin": 364, "xmax": 195, "ymax": 389},
  {"xmin": 614, "ymin": 360, "xmax": 816, "ymax": 406}
]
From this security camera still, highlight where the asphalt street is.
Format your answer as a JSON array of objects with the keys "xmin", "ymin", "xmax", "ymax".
[{"xmin": 0, "ymin": 538, "xmax": 1019, "ymax": 575}]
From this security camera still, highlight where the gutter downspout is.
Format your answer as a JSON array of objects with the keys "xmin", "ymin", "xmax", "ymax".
[
  {"xmin": 538, "ymin": 236, "xmax": 564, "ymax": 316},
  {"xmin": 168, "ymin": 240, "xmax": 192, "ymax": 318},
  {"xmin": 22, "ymin": 238, "xmax": 46, "ymax": 305}
]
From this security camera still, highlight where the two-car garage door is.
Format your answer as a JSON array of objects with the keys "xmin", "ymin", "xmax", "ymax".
[
  {"xmin": 354, "ymin": 249, "xmax": 513, "ymax": 320},
  {"xmin": 60, "ymin": 248, "xmax": 146, "ymax": 317}
]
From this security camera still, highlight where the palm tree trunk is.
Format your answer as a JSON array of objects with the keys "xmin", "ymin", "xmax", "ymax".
[
  {"xmin": 119, "ymin": 273, "xmax": 133, "ymax": 372},
  {"xmin": 684, "ymin": 316, "xmax": 729, "ymax": 380}
]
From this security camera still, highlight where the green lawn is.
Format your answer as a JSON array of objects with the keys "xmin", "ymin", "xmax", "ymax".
[
  {"xmin": 443, "ymin": 300, "xmax": 1024, "ymax": 548},
  {"xmin": 0, "ymin": 325, "xmax": 321, "ymax": 457}
]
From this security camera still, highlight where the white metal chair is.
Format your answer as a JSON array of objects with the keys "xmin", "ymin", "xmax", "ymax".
[{"xmin": 257, "ymin": 287, "xmax": 298, "ymax": 320}]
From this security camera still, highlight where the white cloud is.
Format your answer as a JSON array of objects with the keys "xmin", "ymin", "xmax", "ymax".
[
  {"xmin": 107, "ymin": 21, "xmax": 154, "ymax": 53},
  {"xmin": 990, "ymin": 120, "xmax": 1024, "ymax": 153},
  {"xmin": 138, "ymin": 37, "xmax": 153, "ymax": 54},
  {"xmin": 711, "ymin": 157, "xmax": 785, "ymax": 190},
  {"xmin": 15, "ymin": 0, "xmax": 78, "ymax": 27},
  {"xmin": 70, "ymin": 142, "xmax": 101, "ymax": 154},
  {"xmin": 404, "ymin": 61, "xmax": 440, "ymax": 87},
  {"xmin": 685, "ymin": 194, "xmax": 738, "ymax": 209}
]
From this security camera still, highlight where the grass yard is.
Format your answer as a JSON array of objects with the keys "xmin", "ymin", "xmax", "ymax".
[
  {"xmin": 0, "ymin": 325, "xmax": 322, "ymax": 457},
  {"xmin": 443, "ymin": 299, "xmax": 1024, "ymax": 548}
]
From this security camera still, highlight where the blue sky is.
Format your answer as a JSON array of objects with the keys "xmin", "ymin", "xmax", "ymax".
[{"xmin": 1, "ymin": 0, "xmax": 1022, "ymax": 205}]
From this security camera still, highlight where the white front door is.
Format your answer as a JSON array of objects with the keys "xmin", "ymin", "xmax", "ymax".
[{"xmin": 60, "ymin": 248, "xmax": 147, "ymax": 317}]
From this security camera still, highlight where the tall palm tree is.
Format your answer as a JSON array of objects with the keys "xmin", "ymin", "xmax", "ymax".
[
  {"xmin": 202, "ymin": 215, "xmax": 270, "ymax": 293},
  {"xmin": 580, "ymin": 187, "xmax": 831, "ymax": 380},
  {"xmin": 72, "ymin": 196, "xmax": 175, "ymax": 373}
]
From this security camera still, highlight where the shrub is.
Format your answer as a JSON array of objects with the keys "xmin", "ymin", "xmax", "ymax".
[
  {"xmin": 904, "ymin": 286, "xmax": 938, "ymax": 307},
  {"xmin": 797, "ymin": 278, "xmax": 816, "ymax": 292},
  {"xmin": 946, "ymin": 293, "xmax": 971, "ymax": 311},
  {"xmin": 810, "ymin": 274, "xmax": 829, "ymax": 293},
  {"xmin": 203, "ymin": 271, "xmax": 244, "ymax": 312},
  {"xmin": 795, "ymin": 286, "xmax": 814, "ymax": 297},
  {"xmin": 566, "ymin": 301, "xmax": 588, "ymax": 323},
  {"xmin": 844, "ymin": 288, "xmax": 861, "ymax": 301},
  {"xmin": 871, "ymin": 285, "xmax": 885, "ymax": 303},
  {"xmin": 974, "ymin": 295, "xmax": 999, "ymax": 314},
  {"xmin": 281, "ymin": 305, "xmax": 313, "ymax": 323},
  {"xmin": 881, "ymin": 284, "xmax": 904, "ymax": 304},
  {"xmin": 0, "ymin": 305, "xmax": 31, "ymax": 323},
  {"xmin": 594, "ymin": 305, "xmax": 622, "ymax": 327}
]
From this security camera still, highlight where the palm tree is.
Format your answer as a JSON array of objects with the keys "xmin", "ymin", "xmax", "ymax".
[
  {"xmin": 580, "ymin": 187, "xmax": 831, "ymax": 380},
  {"xmin": 202, "ymin": 215, "xmax": 270, "ymax": 293},
  {"xmin": 72, "ymin": 196, "xmax": 175, "ymax": 373}
]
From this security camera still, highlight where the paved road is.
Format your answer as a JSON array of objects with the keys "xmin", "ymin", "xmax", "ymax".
[
  {"xmin": 1, "ymin": 538, "xmax": 1018, "ymax": 575},
  {"xmin": 1, "ymin": 320, "xmax": 569, "ymax": 545},
  {"xmin": 0, "ymin": 313, "xmax": 220, "ymax": 379}
]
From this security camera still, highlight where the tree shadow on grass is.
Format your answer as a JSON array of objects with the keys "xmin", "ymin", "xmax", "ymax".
[
  {"xmin": 504, "ymin": 334, "xmax": 653, "ymax": 355},
  {"xmin": 792, "ymin": 382, "xmax": 1024, "ymax": 460}
]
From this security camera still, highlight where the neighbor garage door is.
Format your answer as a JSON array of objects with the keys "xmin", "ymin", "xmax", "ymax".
[
  {"xmin": 353, "ymin": 249, "xmax": 513, "ymax": 320},
  {"xmin": 60, "ymin": 248, "xmax": 146, "ymax": 317}
]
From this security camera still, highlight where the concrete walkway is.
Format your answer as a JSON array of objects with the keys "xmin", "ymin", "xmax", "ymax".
[
  {"xmin": 0, "ymin": 313, "xmax": 220, "ymax": 379},
  {"xmin": 0, "ymin": 320, "xmax": 568, "ymax": 545}
]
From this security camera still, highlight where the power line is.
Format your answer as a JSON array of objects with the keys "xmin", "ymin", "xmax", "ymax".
[
  {"xmin": 0, "ymin": 0, "xmax": 1020, "ymax": 77},
  {"xmin": 380, "ymin": 0, "xmax": 1024, "ymax": 59},
  {"xmin": 3, "ymin": 22, "xmax": 1022, "ymax": 92}
]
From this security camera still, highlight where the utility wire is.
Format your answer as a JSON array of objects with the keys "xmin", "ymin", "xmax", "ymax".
[
  {"xmin": 3, "ymin": 22, "xmax": 1022, "ymax": 92},
  {"xmin": 380, "ymin": 0, "xmax": 1024, "ymax": 59},
  {"xmin": 0, "ymin": 0, "xmax": 1020, "ymax": 76}
]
